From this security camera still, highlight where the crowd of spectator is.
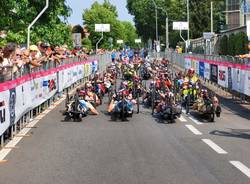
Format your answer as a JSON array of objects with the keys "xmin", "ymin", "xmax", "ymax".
[{"xmin": 0, "ymin": 42, "xmax": 89, "ymax": 82}]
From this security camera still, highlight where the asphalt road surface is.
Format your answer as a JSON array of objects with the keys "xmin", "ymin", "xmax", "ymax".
[{"xmin": 0, "ymin": 90, "xmax": 249, "ymax": 184}]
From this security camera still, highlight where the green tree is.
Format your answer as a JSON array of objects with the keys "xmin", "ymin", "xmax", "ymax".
[
  {"xmin": 126, "ymin": 0, "xmax": 225, "ymax": 48},
  {"xmin": 219, "ymin": 35, "xmax": 228, "ymax": 55},
  {"xmin": 83, "ymin": 1, "xmax": 126, "ymax": 49},
  {"xmin": 82, "ymin": 38, "xmax": 92, "ymax": 51},
  {"xmin": 234, "ymin": 32, "xmax": 248, "ymax": 55},
  {"xmin": 121, "ymin": 21, "xmax": 138, "ymax": 48},
  {"xmin": 0, "ymin": 0, "xmax": 72, "ymax": 47},
  {"xmin": 228, "ymin": 33, "xmax": 236, "ymax": 56}
]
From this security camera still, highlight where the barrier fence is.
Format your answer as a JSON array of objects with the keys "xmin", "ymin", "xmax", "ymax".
[
  {"xmin": 164, "ymin": 51, "xmax": 250, "ymax": 101},
  {"xmin": 0, "ymin": 53, "xmax": 111, "ymax": 148}
]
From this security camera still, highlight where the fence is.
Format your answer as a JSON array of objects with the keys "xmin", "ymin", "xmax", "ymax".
[
  {"xmin": 164, "ymin": 51, "xmax": 250, "ymax": 102},
  {"xmin": 0, "ymin": 53, "xmax": 111, "ymax": 148}
]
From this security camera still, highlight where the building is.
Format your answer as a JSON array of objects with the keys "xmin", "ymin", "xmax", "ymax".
[{"xmin": 225, "ymin": 0, "xmax": 250, "ymax": 29}]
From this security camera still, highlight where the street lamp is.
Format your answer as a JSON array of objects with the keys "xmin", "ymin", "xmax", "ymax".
[
  {"xmin": 27, "ymin": 0, "xmax": 49, "ymax": 48},
  {"xmin": 151, "ymin": 0, "xmax": 159, "ymax": 50},
  {"xmin": 187, "ymin": 0, "xmax": 190, "ymax": 49},
  {"xmin": 157, "ymin": 7, "xmax": 169, "ymax": 50}
]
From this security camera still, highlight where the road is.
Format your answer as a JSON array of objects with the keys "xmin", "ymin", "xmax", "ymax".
[{"xmin": 0, "ymin": 91, "xmax": 249, "ymax": 184}]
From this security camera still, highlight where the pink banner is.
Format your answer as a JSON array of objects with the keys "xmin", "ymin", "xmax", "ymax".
[{"xmin": 0, "ymin": 60, "xmax": 95, "ymax": 92}]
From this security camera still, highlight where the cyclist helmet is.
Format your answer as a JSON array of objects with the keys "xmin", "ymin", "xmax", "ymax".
[{"xmin": 188, "ymin": 68, "xmax": 195, "ymax": 75}]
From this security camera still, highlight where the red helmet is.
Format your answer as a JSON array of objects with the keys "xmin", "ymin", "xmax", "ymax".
[
  {"xmin": 79, "ymin": 90, "xmax": 86, "ymax": 96},
  {"xmin": 188, "ymin": 68, "xmax": 195, "ymax": 75}
]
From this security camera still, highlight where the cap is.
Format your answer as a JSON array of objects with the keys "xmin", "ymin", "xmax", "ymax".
[{"xmin": 29, "ymin": 45, "xmax": 39, "ymax": 52}]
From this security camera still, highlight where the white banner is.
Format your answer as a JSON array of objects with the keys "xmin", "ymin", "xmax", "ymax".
[
  {"xmin": 194, "ymin": 61, "xmax": 199, "ymax": 75},
  {"xmin": 204, "ymin": 63, "xmax": 210, "ymax": 80},
  {"xmin": 0, "ymin": 90, "xmax": 10, "ymax": 135},
  {"xmin": 185, "ymin": 58, "xmax": 191, "ymax": 70},
  {"xmin": 244, "ymin": 70, "xmax": 250, "ymax": 95},
  {"xmin": 232, "ymin": 68, "xmax": 241, "ymax": 92},
  {"xmin": 218, "ymin": 65, "xmax": 228, "ymax": 88}
]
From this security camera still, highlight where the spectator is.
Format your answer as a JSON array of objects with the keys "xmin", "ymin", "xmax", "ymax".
[
  {"xmin": 29, "ymin": 45, "xmax": 42, "ymax": 68},
  {"xmin": 0, "ymin": 43, "xmax": 16, "ymax": 81}
]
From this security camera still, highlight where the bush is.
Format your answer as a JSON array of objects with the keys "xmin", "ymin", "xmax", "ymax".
[
  {"xmin": 234, "ymin": 32, "xmax": 248, "ymax": 55},
  {"xmin": 219, "ymin": 35, "xmax": 228, "ymax": 55},
  {"xmin": 82, "ymin": 38, "xmax": 92, "ymax": 51}
]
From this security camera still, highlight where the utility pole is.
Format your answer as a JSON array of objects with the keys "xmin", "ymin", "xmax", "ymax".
[
  {"xmin": 187, "ymin": 0, "xmax": 190, "ymax": 41},
  {"xmin": 211, "ymin": 1, "xmax": 213, "ymax": 33},
  {"xmin": 27, "ymin": 0, "xmax": 49, "ymax": 48},
  {"xmin": 166, "ymin": 17, "xmax": 169, "ymax": 50},
  {"xmin": 187, "ymin": 0, "xmax": 190, "ymax": 51}
]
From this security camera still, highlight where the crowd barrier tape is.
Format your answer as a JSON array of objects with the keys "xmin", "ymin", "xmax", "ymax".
[
  {"xmin": 0, "ymin": 58, "xmax": 101, "ymax": 137},
  {"xmin": 183, "ymin": 56, "xmax": 250, "ymax": 96}
]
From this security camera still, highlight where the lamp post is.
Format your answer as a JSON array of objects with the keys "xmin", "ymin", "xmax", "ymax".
[
  {"xmin": 151, "ymin": 0, "xmax": 159, "ymax": 52},
  {"xmin": 187, "ymin": 0, "xmax": 190, "ymax": 40},
  {"xmin": 27, "ymin": 0, "xmax": 49, "ymax": 48}
]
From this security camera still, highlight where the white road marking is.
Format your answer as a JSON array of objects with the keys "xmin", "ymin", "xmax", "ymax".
[
  {"xmin": 0, "ymin": 96, "xmax": 64, "ymax": 161},
  {"xmin": 0, "ymin": 86, "xmax": 83, "ymax": 162},
  {"xmin": 188, "ymin": 116, "xmax": 203, "ymax": 125},
  {"xmin": 179, "ymin": 116, "xmax": 187, "ymax": 122},
  {"xmin": 181, "ymin": 109, "xmax": 203, "ymax": 125},
  {"xmin": 230, "ymin": 161, "xmax": 250, "ymax": 178},
  {"xmin": 202, "ymin": 139, "xmax": 227, "ymax": 154},
  {"xmin": 185, "ymin": 125, "xmax": 202, "ymax": 135}
]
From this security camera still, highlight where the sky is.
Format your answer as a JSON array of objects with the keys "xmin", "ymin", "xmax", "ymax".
[{"xmin": 66, "ymin": 0, "xmax": 134, "ymax": 25}]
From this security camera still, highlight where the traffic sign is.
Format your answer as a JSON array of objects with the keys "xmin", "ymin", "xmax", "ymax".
[
  {"xmin": 95, "ymin": 24, "xmax": 110, "ymax": 32},
  {"xmin": 135, "ymin": 39, "xmax": 141, "ymax": 43},
  {"xmin": 117, "ymin": 40, "xmax": 124, "ymax": 44},
  {"xmin": 203, "ymin": 32, "xmax": 214, "ymax": 40},
  {"xmin": 173, "ymin": 22, "xmax": 189, "ymax": 30}
]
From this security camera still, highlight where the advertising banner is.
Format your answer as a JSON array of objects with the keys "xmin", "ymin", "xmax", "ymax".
[
  {"xmin": 218, "ymin": 65, "xmax": 228, "ymax": 88},
  {"xmin": 199, "ymin": 62, "xmax": 204, "ymax": 78},
  {"xmin": 195, "ymin": 60, "xmax": 199, "ymax": 75},
  {"xmin": 204, "ymin": 63, "xmax": 210, "ymax": 80},
  {"xmin": 185, "ymin": 58, "xmax": 191, "ymax": 70},
  {"xmin": 0, "ymin": 90, "xmax": 10, "ymax": 135},
  {"xmin": 228, "ymin": 67, "xmax": 233, "ymax": 90},
  {"xmin": 191, "ymin": 59, "xmax": 196, "ymax": 70},
  {"xmin": 210, "ymin": 64, "xmax": 218, "ymax": 83},
  {"xmin": 232, "ymin": 68, "xmax": 241, "ymax": 92},
  {"xmin": 0, "ymin": 59, "xmax": 98, "ymax": 136},
  {"xmin": 244, "ymin": 70, "xmax": 250, "ymax": 96}
]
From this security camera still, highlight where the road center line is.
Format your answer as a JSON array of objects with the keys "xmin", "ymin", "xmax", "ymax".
[
  {"xmin": 188, "ymin": 116, "xmax": 203, "ymax": 125},
  {"xmin": 202, "ymin": 139, "xmax": 227, "ymax": 154},
  {"xmin": 230, "ymin": 161, "xmax": 250, "ymax": 178},
  {"xmin": 185, "ymin": 125, "xmax": 203, "ymax": 135},
  {"xmin": 179, "ymin": 116, "xmax": 187, "ymax": 122}
]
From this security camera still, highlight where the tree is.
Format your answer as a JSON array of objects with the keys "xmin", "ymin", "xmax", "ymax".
[
  {"xmin": 219, "ymin": 35, "xmax": 228, "ymax": 55},
  {"xmin": 121, "ymin": 21, "xmax": 138, "ymax": 48},
  {"xmin": 234, "ymin": 32, "xmax": 248, "ymax": 55},
  {"xmin": 83, "ymin": 1, "xmax": 126, "ymax": 49},
  {"xmin": 0, "ymin": 0, "xmax": 73, "ymax": 47},
  {"xmin": 228, "ymin": 34, "xmax": 236, "ymax": 56},
  {"xmin": 126, "ymin": 0, "xmax": 225, "ymax": 48},
  {"xmin": 82, "ymin": 38, "xmax": 92, "ymax": 51}
]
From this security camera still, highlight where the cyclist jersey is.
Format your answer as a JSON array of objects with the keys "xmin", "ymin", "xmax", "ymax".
[
  {"xmin": 165, "ymin": 79, "xmax": 172, "ymax": 88},
  {"xmin": 184, "ymin": 75, "xmax": 198, "ymax": 85}
]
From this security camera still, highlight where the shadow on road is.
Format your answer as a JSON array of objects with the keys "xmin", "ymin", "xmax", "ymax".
[
  {"xmin": 210, "ymin": 129, "xmax": 250, "ymax": 140},
  {"xmin": 218, "ymin": 96, "xmax": 250, "ymax": 121}
]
